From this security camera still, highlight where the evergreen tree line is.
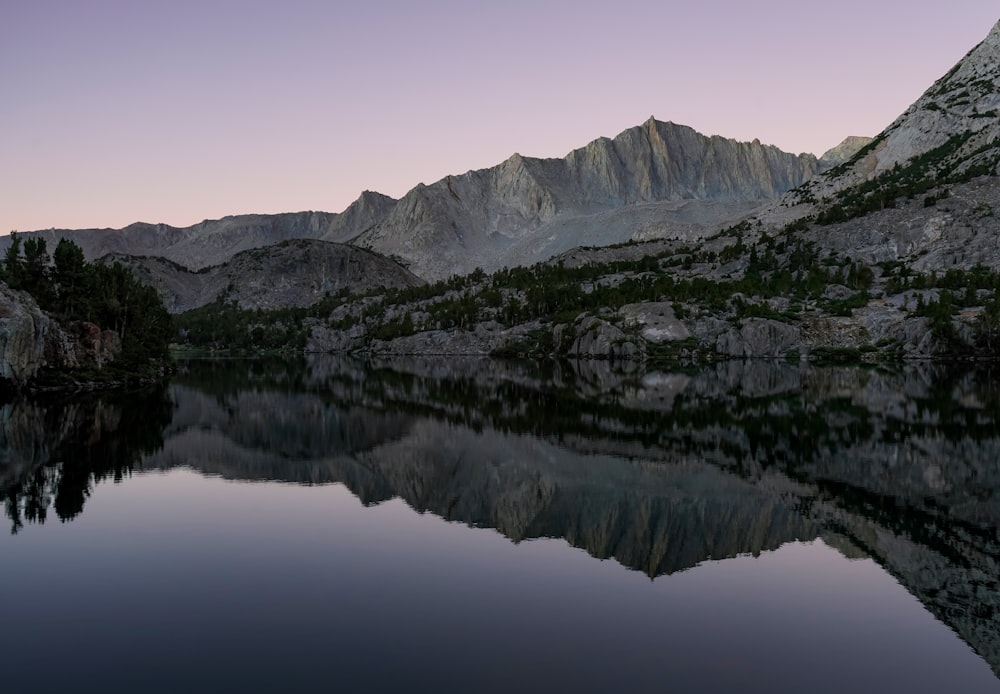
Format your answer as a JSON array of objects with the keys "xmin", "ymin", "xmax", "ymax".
[{"xmin": 0, "ymin": 234, "xmax": 172, "ymax": 368}]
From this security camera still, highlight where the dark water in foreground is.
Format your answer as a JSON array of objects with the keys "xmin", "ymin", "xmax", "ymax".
[{"xmin": 2, "ymin": 357, "xmax": 1000, "ymax": 693}]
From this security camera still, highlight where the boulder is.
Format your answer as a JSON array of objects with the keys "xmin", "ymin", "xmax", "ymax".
[
  {"xmin": 716, "ymin": 318, "xmax": 800, "ymax": 359},
  {"xmin": 66, "ymin": 322, "xmax": 121, "ymax": 368},
  {"xmin": 307, "ymin": 323, "xmax": 369, "ymax": 353},
  {"xmin": 570, "ymin": 317, "xmax": 643, "ymax": 359},
  {"xmin": 619, "ymin": 302, "xmax": 691, "ymax": 343}
]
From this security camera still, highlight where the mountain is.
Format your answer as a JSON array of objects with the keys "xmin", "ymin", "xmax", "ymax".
[
  {"xmin": 106, "ymin": 239, "xmax": 423, "ymax": 313},
  {"xmin": 5, "ymin": 191, "xmax": 397, "ymax": 272},
  {"xmin": 353, "ymin": 119, "xmax": 824, "ymax": 279},
  {"xmin": 296, "ymin": 19, "xmax": 1000, "ymax": 362},
  {"xmin": 769, "ymin": 19, "xmax": 1000, "ymax": 229},
  {"xmin": 741, "ymin": 18, "xmax": 1000, "ymax": 275},
  {"xmin": 8, "ymin": 120, "xmax": 831, "ymax": 282},
  {"xmin": 844, "ymin": 18, "xmax": 1000, "ymax": 180}
]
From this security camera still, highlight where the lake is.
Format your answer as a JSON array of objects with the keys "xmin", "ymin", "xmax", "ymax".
[{"xmin": 2, "ymin": 357, "xmax": 999, "ymax": 693}]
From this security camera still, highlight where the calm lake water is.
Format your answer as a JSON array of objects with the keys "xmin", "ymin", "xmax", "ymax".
[{"xmin": 2, "ymin": 357, "xmax": 999, "ymax": 693}]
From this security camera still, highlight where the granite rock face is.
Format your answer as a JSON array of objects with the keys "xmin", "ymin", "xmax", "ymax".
[
  {"xmin": 0, "ymin": 284, "xmax": 122, "ymax": 386},
  {"xmin": 64, "ymin": 322, "xmax": 121, "ymax": 369},
  {"xmin": 0, "ymin": 284, "xmax": 53, "ymax": 385},
  {"xmin": 619, "ymin": 302, "xmax": 691, "ymax": 343},
  {"xmin": 797, "ymin": 177, "xmax": 1000, "ymax": 272},
  {"xmin": 715, "ymin": 319, "xmax": 801, "ymax": 359},
  {"xmin": 568, "ymin": 317, "xmax": 643, "ymax": 359}
]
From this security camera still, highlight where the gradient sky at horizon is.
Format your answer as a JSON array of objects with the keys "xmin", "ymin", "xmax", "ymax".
[{"xmin": 2, "ymin": 2, "xmax": 997, "ymax": 232}]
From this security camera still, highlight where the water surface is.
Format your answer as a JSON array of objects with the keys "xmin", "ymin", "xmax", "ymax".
[{"xmin": 2, "ymin": 358, "xmax": 999, "ymax": 692}]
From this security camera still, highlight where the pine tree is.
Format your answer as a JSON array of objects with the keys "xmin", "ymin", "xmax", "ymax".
[
  {"xmin": 52, "ymin": 238, "xmax": 88, "ymax": 316},
  {"xmin": 3, "ymin": 232, "xmax": 25, "ymax": 290},
  {"xmin": 21, "ymin": 237, "xmax": 54, "ymax": 309}
]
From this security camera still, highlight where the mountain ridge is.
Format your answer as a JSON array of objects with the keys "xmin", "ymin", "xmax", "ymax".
[
  {"xmin": 4, "ymin": 192, "xmax": 398, "ymax": 272},
  {"xmin": 352, "ymin": 118, "xmax": 826, "ymax": 279},
  {"xmin": 6, "ymin": 118, "xmax": 836, "ymax": 280}
]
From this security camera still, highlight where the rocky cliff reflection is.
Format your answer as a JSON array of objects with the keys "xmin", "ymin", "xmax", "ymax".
[{"xmin": 2, "ymin": 356, "xmax": 1000, "ymax": 677}]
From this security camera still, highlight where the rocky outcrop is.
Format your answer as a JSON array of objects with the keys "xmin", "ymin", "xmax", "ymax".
[
  {"xmin": 107, "ymin": 239, "xmax": 424, "ymax": 313},
  {"xmin": 0, "ymin": 284, "xmax": 53, "ymax": 385},
  {"xmin": 0, "ymin": 283, "xmax": 123, "ymax": 387},
  {"xmin": 567, "ymin": 317, "xmax": 643, "ymax": 359},
  {"xmin": 619, "ymin": 302, "xmax": 691, "ymax": 343},
  {"xmin": 370, "ymin": 323, "xmax": 516, "ymax": 356},
  {"xmin": 355, "ymin": 310, "xmax": 692, "ymax": 362},
  {"xmin": 64, "ymin": 321, "xmax": 122, "ymax": 368},
  {"xmin": 41, "ymin": 321, "xmax": 123, "ymax": 378},
  {"xmin": 715, "ymin": 318, "xmax": 801, "ymax": 359},
  {"xmin": 355, "ymin": 119, "xmax": 821, "ymax": 280},
  {"xmin": 794, "ymin": 176, "xmax": 1000, "ymax": 272}
]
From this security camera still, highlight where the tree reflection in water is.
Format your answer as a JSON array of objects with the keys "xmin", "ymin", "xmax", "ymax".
[{"xmin": 1, "ymin": 387, "xmax": 174, "ymax": 533}]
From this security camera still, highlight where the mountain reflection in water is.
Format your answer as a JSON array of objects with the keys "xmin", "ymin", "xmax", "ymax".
[{"xmin": 2, "ymin": 356, "xmax": 999, "ymax": 684}]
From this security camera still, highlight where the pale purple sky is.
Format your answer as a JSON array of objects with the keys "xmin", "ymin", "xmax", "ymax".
[{"xmin": 2, "ymin": 1, "xmax": 997, "ymax": 232}]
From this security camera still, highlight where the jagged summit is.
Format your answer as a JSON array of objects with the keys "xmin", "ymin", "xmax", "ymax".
[
  {"xmin": 352, "ymin": 117, "xmax": 821, "ymax": 279},
  {"xmin": 321, "ymin": 190, "xmax": 398, "ymax": 244},
  {"xmin": 9, "ymin": 117, "xmax": 837, "ymax": 280},
  {"xmin": 356, "ymin": 189, "xmax": 397, "ymax": 205}
]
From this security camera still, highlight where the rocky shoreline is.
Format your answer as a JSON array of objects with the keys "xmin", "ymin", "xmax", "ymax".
[{"xmin": 0, "ymin": 282, "xmax": 171, "ymax": 392}]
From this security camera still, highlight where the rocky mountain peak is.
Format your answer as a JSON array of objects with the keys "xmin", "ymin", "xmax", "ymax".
[
  {"xmin": 318, "ymin": 190, "xmax": 399, "ymax": 244},
  {"xmin": 356, "ymin": 190, "xmax": 396, "ymax": 208},
  {"xmin": 353, "ymin": 118, "xmax": 821, "ymax": 279},
  {"xmin": 984, "ymin": 17, "xmax": 1000, "ymax": 48}
]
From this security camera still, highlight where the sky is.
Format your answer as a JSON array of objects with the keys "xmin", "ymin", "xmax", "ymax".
[{"xmin": 2, "ymin": 1, "xmax": 998, "ymax": 232}]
